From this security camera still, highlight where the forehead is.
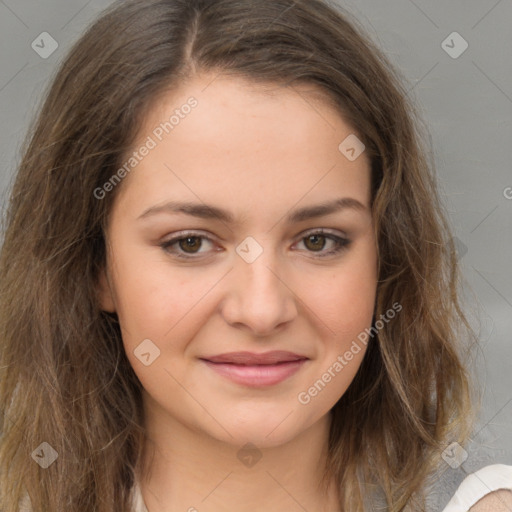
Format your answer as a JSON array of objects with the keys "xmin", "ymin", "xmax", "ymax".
[{"xmin": 113, "ymin": 73, "xmax": 372, "ymax": 223}]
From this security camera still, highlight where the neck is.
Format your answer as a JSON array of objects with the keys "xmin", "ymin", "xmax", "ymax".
[{"xmin": 138, "ymin": 401, "xmax": 340, "ymax": 512}]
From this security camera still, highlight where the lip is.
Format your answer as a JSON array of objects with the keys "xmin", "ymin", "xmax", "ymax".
[
  {"xmin": 200, "ymin": 351, "xmax": 309, "ymax": 387},
  {"xmin": 202, "ymin": 350, "xmax": 307, "ymax": 365}
]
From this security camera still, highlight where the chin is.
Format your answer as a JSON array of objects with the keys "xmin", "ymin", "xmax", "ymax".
[
  {"xmin": 218, "ymin": 426, "xmax": 299, "ymax": 451},
  {"xmin": 202, "ymin": 410, "xmax": 315, "ymax": 451}
]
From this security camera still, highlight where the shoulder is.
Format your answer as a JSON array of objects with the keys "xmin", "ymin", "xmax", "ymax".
[
  {"xmin": 442, "ymin": 464, "xmax": 512, "ymax": 512},
  {"xmin": 469, "ymin": 489, "xmax": 512, "ymax": 511}
]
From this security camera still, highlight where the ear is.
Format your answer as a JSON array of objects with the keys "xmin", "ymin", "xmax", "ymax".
[{"xmin": 96, "ymin": 268, "xmax": 117, "ymax": 313}]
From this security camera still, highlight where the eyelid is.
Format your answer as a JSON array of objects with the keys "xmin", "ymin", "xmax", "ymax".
[
  {"xmin": 162, "ymin": 229, "xmax": 217, "ymax": 242},
  {"xmin": 296, "ymin": 227, "xmax": 348, "ymax": 239}
]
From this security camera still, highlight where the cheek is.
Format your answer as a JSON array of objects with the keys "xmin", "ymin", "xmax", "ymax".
[
  {"xmin": 305, "ymin": 262, "xmax": 377, "ymax": 338},
  {"xmin": 108, "ymin": 247, "xmax": 220, "ymax": 351},
  {"xmin": 296, "ymin": 275, "xmax": 375, "ymax": 412},
  {"xmin": 298, "ymin": 232, "xmax": 377, "ymax": 331}
]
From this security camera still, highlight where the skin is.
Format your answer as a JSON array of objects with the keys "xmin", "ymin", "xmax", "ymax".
[
  {"xmin": 470, "ymin": 490, "xmax": 512, "ymax": 512},
  {"xmin": 98, "ymin": 72, "xmax": 378, "ymax": 512}
]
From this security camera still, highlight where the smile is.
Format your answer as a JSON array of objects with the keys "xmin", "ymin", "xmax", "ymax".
[{"xmin": 201, "ymin": 360, "xmax": 307, "ymax": 387}]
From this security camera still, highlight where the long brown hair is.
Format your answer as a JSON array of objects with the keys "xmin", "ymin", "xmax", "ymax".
[{"xmin": 0, "ymin": 0, "xmax": 479, "ymax": 510}]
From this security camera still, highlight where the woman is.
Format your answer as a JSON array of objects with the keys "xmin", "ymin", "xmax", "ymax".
[{"xmin": 0, "ymin": 0, "xmax": 510, "ymax": 510}]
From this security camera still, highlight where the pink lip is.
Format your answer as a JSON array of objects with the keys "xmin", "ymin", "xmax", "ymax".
[
  {"xmin": 200, "ymin": 351, "xmax": 308, "ymax": 387},
  {"xmin": 202, "ymin": 350, "xmax": 307, "ymax": 365}
]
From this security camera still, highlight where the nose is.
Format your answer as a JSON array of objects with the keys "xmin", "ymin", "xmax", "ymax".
[{"xmin": 219, "ymin": 245, "xmax": 298, "ymax": 336}]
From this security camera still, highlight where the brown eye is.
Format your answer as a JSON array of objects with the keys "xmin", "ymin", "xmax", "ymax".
[
  {"xmin": 160, "ymin": 232, "xmax": 216, "ymax": 259},
  {"xmin": 304, "ymin": 234, "xmax": 326, "ymax": 252},
  {"xmin": 178, "ymin": 236, "xmax": 203, "ymax": 253},
  {"xmin": 295, "ymin": 230, "xmax": 351, "ymax": 258}
]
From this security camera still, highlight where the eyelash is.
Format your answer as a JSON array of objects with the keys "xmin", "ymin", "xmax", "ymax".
[{"xmin": 159, "ymin": 229, "xmax": 351, "ymax": 260}]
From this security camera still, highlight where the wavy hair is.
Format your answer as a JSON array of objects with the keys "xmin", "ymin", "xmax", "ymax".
[{"xmin": 0, "ymin": 0, "xmax": 479, "ymax": 510}]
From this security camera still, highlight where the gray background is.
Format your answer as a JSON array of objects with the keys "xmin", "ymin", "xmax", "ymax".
[{"xmin": 0, "ymin": 0, "xmax": 511, "ymax": 508}]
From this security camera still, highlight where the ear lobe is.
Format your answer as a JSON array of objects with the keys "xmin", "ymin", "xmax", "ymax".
[{"xmin": 96, "ymin": 268, "xmax": 117, "ymax": 313}]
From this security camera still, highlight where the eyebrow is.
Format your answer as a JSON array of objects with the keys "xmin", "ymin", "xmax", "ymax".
[{"xmin": 137, "ymin": 197, "xmax": 368, "ymax": 224}]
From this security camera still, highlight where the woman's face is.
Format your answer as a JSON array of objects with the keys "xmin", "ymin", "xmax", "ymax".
[{"xmin": 99, "ymin": 74, "xmax": 378, "ymax": 448}]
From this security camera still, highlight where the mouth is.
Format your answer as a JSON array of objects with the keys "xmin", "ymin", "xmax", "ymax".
[
  {"xmin": 201, "ymin": 350, "xmax": 308, "ymax": 365},
  {"xmin": 199, "ymin": 351, "xmax": 309, "ymax": 387}
]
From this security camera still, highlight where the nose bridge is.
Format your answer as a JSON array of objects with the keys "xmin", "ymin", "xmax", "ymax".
[
  {"xmin": 239, "ymin": 248, "xmax": 280, "ymax": 295},
  {"xmin": 222, "ymin": 236, "xmax": 296, "ymax": 333},
  {"xmin": 237, "ymin": 237, "xmax": 283, "ymax": 298},
  {"xmin": 234, "ymin": 234, "xmax": 275, "ymax": 278}
]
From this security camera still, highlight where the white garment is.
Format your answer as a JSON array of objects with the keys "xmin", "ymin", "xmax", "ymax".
[{"xmin": 130, "ymin": 481, "xmax": 149, "ymax": 512}]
